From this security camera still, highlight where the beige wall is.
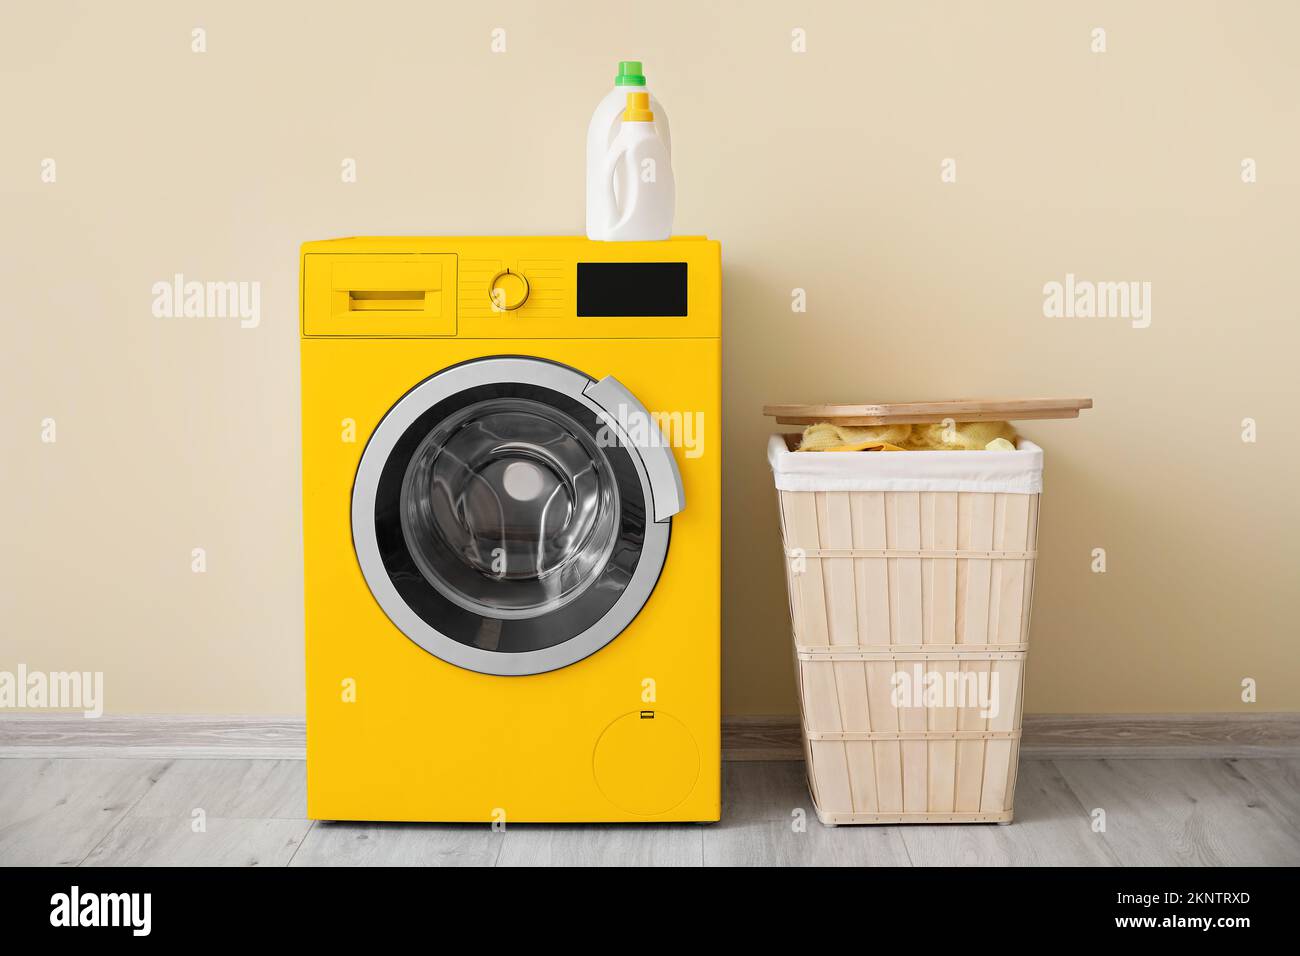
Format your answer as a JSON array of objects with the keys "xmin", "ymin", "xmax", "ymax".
[{"xmin": 4, "ymin": 1, "xmax": 1297, "ymax": 716}]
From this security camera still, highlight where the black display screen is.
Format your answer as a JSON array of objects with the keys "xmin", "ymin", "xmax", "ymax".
[{"xmin": 576, "ymin": 262, "xmax": 688, "ymax": 317}]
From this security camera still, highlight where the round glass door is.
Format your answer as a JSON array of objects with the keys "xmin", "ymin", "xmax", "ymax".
[
  {"xmin": 401, "ymin": 397, "xmax": 620, "ymax": 620},
  {"xmin": 351, "ymin": 357, "xmax": 681, "ymax": 676}
]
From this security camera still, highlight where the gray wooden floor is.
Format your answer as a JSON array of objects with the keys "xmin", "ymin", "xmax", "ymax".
[{"xmin": 2, "ymin": 757, "xmax": 1298, "ymax": 866}]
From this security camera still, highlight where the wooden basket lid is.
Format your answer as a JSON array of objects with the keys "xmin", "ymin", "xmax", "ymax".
[{"xmin": 762, "ymin": 397, "xmax": 1093, "ymax": 426}]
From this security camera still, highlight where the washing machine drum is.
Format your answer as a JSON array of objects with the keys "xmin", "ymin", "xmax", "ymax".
[
  {"xmin": 352, "ymin": 358, "xmax": 683, "ymax": 676},
  {"xmin": 402, "ymin": 398, "xmax": 621, "ymax": 619}
]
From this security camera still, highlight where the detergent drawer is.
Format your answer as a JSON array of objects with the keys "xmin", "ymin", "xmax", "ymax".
[{"xmin": 303, "ymin": 254, "xmax": 457, "ymax": 336}]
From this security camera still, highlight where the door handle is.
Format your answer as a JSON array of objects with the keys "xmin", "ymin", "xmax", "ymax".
[{"xmin": 583, "ymin": 375, "xmax": 685, "ymax": 523}]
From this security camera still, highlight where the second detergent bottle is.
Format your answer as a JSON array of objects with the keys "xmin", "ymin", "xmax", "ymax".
[{"xmin": 586, "ymin": 60, "xmax": 675, "ymax": 241}]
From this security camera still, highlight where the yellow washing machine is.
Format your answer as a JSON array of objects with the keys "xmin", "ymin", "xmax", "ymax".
[{"xmin": 299, "ymin": 236, "xmax": 720, "ymax": 822}]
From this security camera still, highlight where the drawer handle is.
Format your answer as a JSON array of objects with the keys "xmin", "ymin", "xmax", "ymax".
[{"xmin": 348, "ymin": 290, "xmax": 426, "ymax": 312}]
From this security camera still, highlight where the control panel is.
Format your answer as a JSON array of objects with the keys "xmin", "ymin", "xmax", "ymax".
[{"xmin": 300, "ymin": 237, "xmax": 719, "ymax": 339}]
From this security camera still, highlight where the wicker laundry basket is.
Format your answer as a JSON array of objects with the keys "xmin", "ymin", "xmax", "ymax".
[{"xmin": 763, "ymin": 399, "xmax": 1089, "ymax": 825}]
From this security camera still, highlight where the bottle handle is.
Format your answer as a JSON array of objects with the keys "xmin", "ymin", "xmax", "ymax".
[{"xmin": 602, "ymin": 144, "xmax": 639, "ymax": 236}]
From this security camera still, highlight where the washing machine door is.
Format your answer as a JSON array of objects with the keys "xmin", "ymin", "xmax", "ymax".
[{"xmin": 351, "ymin": 357, "xmax": 684, "ymax": 676}]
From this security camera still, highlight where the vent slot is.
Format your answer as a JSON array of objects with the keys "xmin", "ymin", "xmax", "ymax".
[{"xmin": 348, "ymin": 290, "xmax": 426, "ymax": 311}]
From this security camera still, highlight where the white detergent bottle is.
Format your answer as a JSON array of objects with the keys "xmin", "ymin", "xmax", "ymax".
[
  {"xmin": 597, "ymin": 93, "xmax": 675, "ymax": 241},
  {"xmin": 586, "ymin": 60, "xmax": 671, "ymax": 240}
]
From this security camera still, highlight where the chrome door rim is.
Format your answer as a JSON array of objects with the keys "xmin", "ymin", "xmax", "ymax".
[{"xmin": 352, "ymin": 357, "xmax": 673, "ymax": 676}]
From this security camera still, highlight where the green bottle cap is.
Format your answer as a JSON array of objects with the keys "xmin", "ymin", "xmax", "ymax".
[{"xmin": 615, "ymin": 60, "xmax": 646, "ymax": 86}]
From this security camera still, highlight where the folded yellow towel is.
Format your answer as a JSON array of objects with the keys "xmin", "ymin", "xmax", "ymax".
[
  {"xmin": 798, "ymin": 421, "xmax": 1018, "ymax": 452},
  {"xmin": 798, "ymin": 423, "xmax": 911, "ymax": 452},
  {"xmin": 821, "ymin": 440, "xmax": 908, "ymax": 453},
  {"xmin": 909, "ymin": 421, "xmax": 1018, "ymax": 450}
]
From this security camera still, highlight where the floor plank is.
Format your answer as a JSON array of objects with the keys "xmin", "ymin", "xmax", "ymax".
[
  {"xmin": 3, "ymin": 756, "xmax": 1298, "ymax": 866},
  {"xmin": 1226, "ymin": 758, "xmax": 1300, "ymax": 833},
  {"xmin": 1053, "ymin": 758, "xmax": 1300, "ymax": 867},
  {"xmin": 0, "ymin": 758, "xmax": 168, "ymax": 866},
  {"xmin": 898, "ymin": 761, "xmax": 1120, "ymax": 866},
  {"xmin": 498, "ymin": 823, "xmax": 703, "ymax": 866},
  {"xmin": 703, "ymin": 761, "xmax": 911, "ymax": 866},
  {"xmin": 128, "ymin": 759, "xmax": 305, "ymax": 820},
  {"xmin": 290, "ymin": 821, "xmax": 503, "ymax": 867},
  {"xmin": 82, "ymin": 817, "xmax": 310, "ymax": 866}
]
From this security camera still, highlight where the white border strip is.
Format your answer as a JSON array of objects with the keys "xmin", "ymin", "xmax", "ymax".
[{"xmin": 768, "ymin": 434, "xmax": 1044, "ymax": 494}]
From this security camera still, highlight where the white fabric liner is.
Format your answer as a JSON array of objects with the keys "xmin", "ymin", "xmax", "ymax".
[{"xmin": 768, "ymin": 434, "xmax": 1043, "ymax": 494}]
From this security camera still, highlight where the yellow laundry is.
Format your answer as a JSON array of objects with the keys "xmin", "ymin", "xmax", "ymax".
[
  {"xmin": 908, "ymin": 420, "xmax": 1018, "ymax": 450},
  {"xmin": 798, "ymin": 420, "xmax": 1018, "ymax": 452},
  {"xmin": 798, "ymin": 422, "xmax": 910, "ymax": 452},
  {"xmin": 820, "ymin": 440, "xmax": 908, "ymax": 453}
]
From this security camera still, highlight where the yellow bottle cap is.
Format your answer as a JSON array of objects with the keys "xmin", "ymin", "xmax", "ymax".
[{"xmin": 623, "ymin": 92, "xmax": 654, "ymax": 122}]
